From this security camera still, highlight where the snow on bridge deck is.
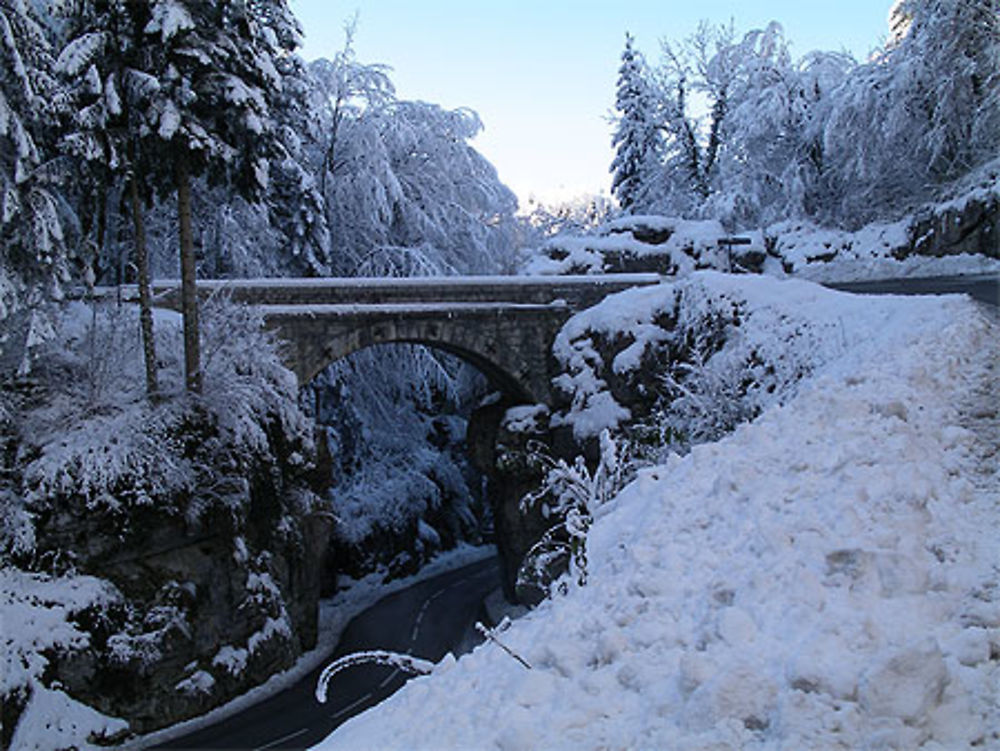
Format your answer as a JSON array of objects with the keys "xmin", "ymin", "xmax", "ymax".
[
  {"xmin": 95, "ymin": 273, "xmax": 663, "ymax": 402},
  {"xmin": 100, "ymin": 273, "xmax": 663, "ymax": 311}
]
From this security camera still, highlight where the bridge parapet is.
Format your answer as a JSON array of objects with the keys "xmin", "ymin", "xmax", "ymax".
[
  {"xmin": 108, "ymin": 273, "xmax": 662, "ymax": 312},
  {"xmin": 105, "ymin": 273, "xmax": 663, "ymax": 403}
]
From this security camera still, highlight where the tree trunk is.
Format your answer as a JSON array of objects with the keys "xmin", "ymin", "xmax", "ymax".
[
  {"xmin": 176, "ymin": 153, "xmax": 201, "ymax": 394},
  {"xmin": 130, "ymin": 168, "xmax": 159, "ymax": 400}
]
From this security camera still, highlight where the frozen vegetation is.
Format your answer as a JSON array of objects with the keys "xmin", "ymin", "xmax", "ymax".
[{"xmin": 2, "ymin": 298, "xmax": 322, "ymax": 747}]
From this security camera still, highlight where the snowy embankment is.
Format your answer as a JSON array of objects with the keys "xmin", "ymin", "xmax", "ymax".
[{"xmin": 317, "ymin": 274, "xmax": 999, "ymax": 750}]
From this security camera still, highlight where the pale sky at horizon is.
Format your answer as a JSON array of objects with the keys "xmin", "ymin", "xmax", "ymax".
[{"xmin": 289, "ymin": 1, "xmax": 894, "ymax": 209}]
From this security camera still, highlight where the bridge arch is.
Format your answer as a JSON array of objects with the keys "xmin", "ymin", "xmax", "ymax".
[
  {"xmin": 273, "ymin": 306, "xmax": 567, "ymax": 405},
  {"xmin": 277, "ymin": 312, "xmax": 562, "ymax": 601}
]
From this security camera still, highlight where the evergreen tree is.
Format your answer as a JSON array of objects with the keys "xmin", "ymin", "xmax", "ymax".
[
  {"xmin": 0, "ymin": 0, "xmax": 66, "ymax": 296},
  {"xmin": 609, "ymin": 33, "xmax": 661, "ymax": 212},
  {"xmin": 133, "ymin": 0, "xmax": 304, "ymax": 392},
  {"xmin": 265, "ymin": 49, "xmax": 331, "ymax": 276},
  {"xmin": 57, "ymin": 0, "xmax": 162, "ymax": 398}
]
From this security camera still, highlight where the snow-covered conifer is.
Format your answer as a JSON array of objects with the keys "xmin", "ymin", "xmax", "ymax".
[
  {"xmin": 57, "ymin": 0, "xmax": 165, "ymax": 397},
  {"xmin": 609, "ymin": 33, "xmax": 661, "ymax": 212},
  {"xmin": 131, "ymin": 0, "xmax": 306, "ymax": 391},
  {"xmin": 267, "ymin": 77, "xmax": 331, "ymax": 275},
  {"xmin": 0, "ymin": 0, "xmax": 66, "ymax": 293}
]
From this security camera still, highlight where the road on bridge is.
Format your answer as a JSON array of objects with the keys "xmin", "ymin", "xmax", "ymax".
[
  {"xmin": 156, "ymin": 557, "xmax": 502, "ymax": 750},
  {"xmin": 825, "ymin": 272, "xmax": 998, "ymax": 308}
]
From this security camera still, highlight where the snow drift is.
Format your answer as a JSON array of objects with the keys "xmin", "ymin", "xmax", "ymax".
[{"xmin": 316, "ymin": 273, "xmax": 999, "ymax": 750}]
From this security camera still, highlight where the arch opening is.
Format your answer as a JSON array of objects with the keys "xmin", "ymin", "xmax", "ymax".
[
  {"xmin": 289, "ymin": 318, "xmax": 542, "ymax": 404},
  {"xmin": 300, "ymin": 340, "xmax": 511, "ymax": 596}
]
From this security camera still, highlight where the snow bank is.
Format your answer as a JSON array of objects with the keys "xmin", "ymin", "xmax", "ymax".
[
  {"xmin": 769, "ymin": 218, "xmax": 1000, "ymax": 283},
  {"xmin": 772, "ymin": 166, "xmax": 1000, "ymax": 281},
  {"xmin": 315, "ymin": 277, "xmax": 999, "ymax": 750}
]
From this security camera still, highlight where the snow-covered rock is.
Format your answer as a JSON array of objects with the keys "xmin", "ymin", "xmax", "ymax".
[
  {"xmin": 522, "ymin": 216, "xmax": 744, "ymax": 277},
  {"xmin": 1, "ymin": 299, "xmax": 327, "ymax": 740}
]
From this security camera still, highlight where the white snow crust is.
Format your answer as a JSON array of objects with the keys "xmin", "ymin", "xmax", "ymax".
[{"xmin": 315, "ymin": 274, "xmax": 999, "ymax": 750}]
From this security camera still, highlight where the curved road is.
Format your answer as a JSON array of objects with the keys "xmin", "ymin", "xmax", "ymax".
[{"xmin": 158, "ymin": 557, "xmax": 502, "ymax": 750}]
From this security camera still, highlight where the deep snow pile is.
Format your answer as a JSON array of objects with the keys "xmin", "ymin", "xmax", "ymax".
[{"xmin": 317, "ymin": 275, "xmax": 999, "ymax": 750}]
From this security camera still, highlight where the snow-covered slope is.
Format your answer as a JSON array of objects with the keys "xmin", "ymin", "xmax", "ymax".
[{"xmin": 315, "ymin": 275, "xmax": 999, "ymax": 750}]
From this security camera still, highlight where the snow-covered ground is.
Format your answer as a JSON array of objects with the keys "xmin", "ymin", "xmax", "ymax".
[
  {"xmin": 316, "ymin": 273, "xmax": 999, "ymax": 750},
  {"xmin": 795, "ymin": 253, "xmax": 1000, "ymax": 283}
]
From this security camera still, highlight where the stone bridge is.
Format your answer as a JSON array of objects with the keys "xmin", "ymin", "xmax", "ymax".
[
  {"xmin": 146, "ymin": 274, "xmax": 662, "ymax": 404},
  {"xmin": 139, "ymin": 273, "xmax": 662, "ymax": 600}
]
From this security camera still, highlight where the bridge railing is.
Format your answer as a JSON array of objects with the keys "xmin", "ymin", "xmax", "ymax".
[{"xmin": 85, "ymin": 273, "xmax": 664, "ymax": 311}]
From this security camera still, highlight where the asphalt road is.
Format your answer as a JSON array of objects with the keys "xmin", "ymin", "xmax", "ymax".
[
  {"xmin": 825, "ymin": 272, "xmax": 999, "ymax": 307},
  {"xmin": 158, "ymin": 556, "xmax": 502, "ymax": 751}
]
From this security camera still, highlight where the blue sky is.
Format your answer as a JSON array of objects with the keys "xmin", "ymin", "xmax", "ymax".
[{"xmin": 289, "ymin": 1, "xmax": 893, "ymax": 208}]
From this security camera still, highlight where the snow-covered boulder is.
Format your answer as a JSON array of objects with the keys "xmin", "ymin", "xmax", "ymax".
[{"xmin": 522, "ymin": 216, "xmax": 766, "ymax": 277}]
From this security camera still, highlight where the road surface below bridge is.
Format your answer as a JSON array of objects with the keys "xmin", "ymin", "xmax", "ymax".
[{"xmin": 156, "ymin": 557, "xmax": 502, "ymax": 750}]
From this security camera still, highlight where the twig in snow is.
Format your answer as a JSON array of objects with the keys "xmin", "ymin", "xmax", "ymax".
[{"xmin": 476, "ymin": 620, "xmax": 532, "ymax": 670}]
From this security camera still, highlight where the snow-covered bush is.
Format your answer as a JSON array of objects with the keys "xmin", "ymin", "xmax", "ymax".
[
  {"xmin": 552, "ymin": 273, "xmax": 863, "ymax": 458},
  {"xmin": 7, "ymin": 295, "xmax": 314, "ymax": 548},
  {"xmin": 518, "ymin": 430, "xmax": 631, "ymax": 594},
  {"xmin": 654, "ymin": 327, "xmax": 763, "ymax": 451}
]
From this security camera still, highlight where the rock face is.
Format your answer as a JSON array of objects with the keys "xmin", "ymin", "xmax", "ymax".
[
  {"xmin": 467, "ymin": 398, "xmax": 552, "ymax": 604},
  {"xmin": 769, "ymin": 187, "xmax": 999, "ymax": 273},
  {"xmin": 10, "ymin": 407, "xmax": 329, "ymax": 739},
  {"xmin": 908, "ymin": 192, "xmax": 999, "ymax": 258}
]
